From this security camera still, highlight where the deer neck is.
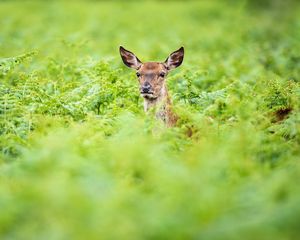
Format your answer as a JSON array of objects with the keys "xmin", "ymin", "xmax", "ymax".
[
  {"xmin": 143, "ymin": 85, "xmax": 177, "ymax": 126},
  {"xmin": 143, "ymin": 85, "xmax": 168, "ymax": 111}
]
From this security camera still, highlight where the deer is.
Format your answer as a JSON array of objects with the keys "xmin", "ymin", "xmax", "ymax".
[{"xmin": 119, "ymin": 46, "xmax": 184, "ymax": 127}]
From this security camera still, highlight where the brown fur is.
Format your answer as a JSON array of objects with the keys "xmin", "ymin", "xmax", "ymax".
[{"xmin": 120, "ymin": 46, "xmax": 184, "ymax": 127}]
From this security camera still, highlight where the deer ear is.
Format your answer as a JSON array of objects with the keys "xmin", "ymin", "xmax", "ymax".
[
  {"xmin": 165, "ymin": 47, "xmax": 184, "ymax": 70},
  {"xmin": 119, "ymin": 46, "xmax": 142, "ymax": 70}
]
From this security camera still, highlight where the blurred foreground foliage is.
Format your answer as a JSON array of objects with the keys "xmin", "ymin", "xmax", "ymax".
[{"xmin": 0, "ymin": 0, "xmax": 300, "ymax": 239}]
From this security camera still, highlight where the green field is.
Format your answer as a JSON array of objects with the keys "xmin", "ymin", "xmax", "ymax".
[{"xmin": 0, "ymin": 0, "xmax": 300, "ymax": 239}]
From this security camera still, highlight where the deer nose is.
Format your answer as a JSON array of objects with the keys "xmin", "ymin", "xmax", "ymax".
[{"xmin": 141, "ymin": 82, "xmax": 151, "ymax": 93}]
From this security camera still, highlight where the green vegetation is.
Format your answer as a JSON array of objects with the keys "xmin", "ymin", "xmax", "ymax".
[{"xmin": 0, "ymin": 0, "xmax": 300, "ymax": 239}]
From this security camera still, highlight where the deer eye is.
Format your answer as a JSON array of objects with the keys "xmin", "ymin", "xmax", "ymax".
[
  {"xmin": 136, "ymin": 72, "xmax": 141, "ymax": 77},
  {"xmin": 159, "ymin": 72, "xmax": 166, "ymax": 78}
]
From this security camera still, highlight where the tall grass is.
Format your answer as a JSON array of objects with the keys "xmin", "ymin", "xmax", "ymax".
[{"xmin": 0, "ymin": 1, "xmax": 300, "ymax": 239}]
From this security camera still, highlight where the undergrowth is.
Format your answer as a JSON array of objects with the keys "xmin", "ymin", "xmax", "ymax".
[{"xmin": 0, "ymin": 0, "xmax": 299, "ymax": 239}]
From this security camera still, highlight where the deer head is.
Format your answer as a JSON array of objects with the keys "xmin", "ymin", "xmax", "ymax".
[{"xmin": 119, "ymin": 46, "xmax": 184, "ymax": 101}]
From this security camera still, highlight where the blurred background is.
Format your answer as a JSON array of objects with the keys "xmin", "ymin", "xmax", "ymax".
[{"xmin": 0, "ymin": 0, "xmax": 300, "ymax": 239}]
